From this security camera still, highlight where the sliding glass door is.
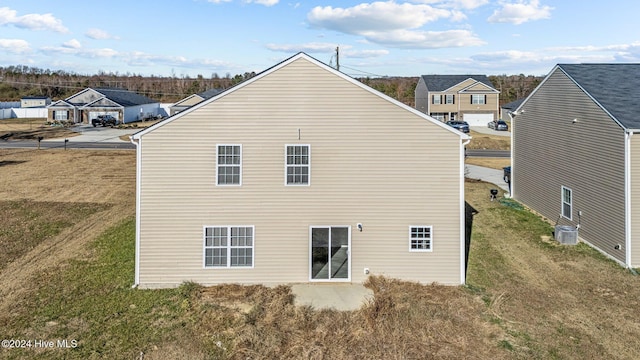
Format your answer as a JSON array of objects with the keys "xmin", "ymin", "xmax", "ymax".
[{"xmin": 310, "ymin": 226, "xmax": 350, "ymax": 281}]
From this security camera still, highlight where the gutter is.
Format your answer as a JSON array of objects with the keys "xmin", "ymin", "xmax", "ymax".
[{"xmin": 130, "ymin": 135, "xmax": 141, "ymax": 288}]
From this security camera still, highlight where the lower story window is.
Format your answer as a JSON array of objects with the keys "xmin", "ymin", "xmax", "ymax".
[
  {"xmin": 204, "ymin": 226, "xmax": 254, "ymax": 268},
  {"xmin": 430, "ymin": 113, "xmax": 446, "ymax": 121},
  {"xmin": 410, "ymin": 226, "xmax": 433, "ymax": 251},
  {"xmin": 54, "ymin": 110, "xmax": 69, "ymax": 121},
  {"xmin": 561, "ymin": 186, "xmax": 572, "ymax": 220}
]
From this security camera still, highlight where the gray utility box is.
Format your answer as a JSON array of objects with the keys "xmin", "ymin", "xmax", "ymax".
[{"xmin": 555, "ymin": 225, "xmax": 578, "ymax": 245}]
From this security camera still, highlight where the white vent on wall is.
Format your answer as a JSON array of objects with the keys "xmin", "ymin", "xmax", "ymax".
[{"xmin": 555, "ymin": 225, "xmax": 578, "ymax": 245}]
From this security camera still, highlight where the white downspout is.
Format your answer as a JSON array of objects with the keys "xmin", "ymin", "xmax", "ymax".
[
  {"xmin": 130, "ymin": 135, "xmax": 142, "ymax": 288},
  {"xmin": 508, "ymin": 111, "xmax": 516, "ymax": 198},
  {"xmin": 625, "ymin": 131, "xmax": 632, "ymax": 268}
]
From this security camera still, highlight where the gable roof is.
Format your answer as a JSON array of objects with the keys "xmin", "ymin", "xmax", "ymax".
[
  {"xmin": 420, "ymin": 75, "xmax": 495, "ymax": 92},
  {"xmin": 198, "ymin": 88, "xmax": 223, "ymax": 99},
  {"xmin": 554, "ymin": 64, "xmax": 640, "ymax": 130},
  {"xmin": 93, "ymin": 88, "xmax": 157, "ymax": 107},
  {"xmin": 133, "ymin": 53, "xmax": 470, "ymax": 140},
  {"xmin": 501, "ymin": 98, "xmax": 525, "ymax": 111}
]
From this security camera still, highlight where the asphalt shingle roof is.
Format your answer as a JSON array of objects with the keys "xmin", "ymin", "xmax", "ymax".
[
  {"xmin": 198, "ymin": 88, "xmax": 222, "ymax": 99},
  {"xmin": 94, "ymin": 88, "xmax": 157, "ymax": 107},
  {"xmin": 420, "ymin": 75, "xmax": 494, "ymax": 91},
  {"xmin": 558, "ymin": 64, "xmax": 640, "ymax": 130}
]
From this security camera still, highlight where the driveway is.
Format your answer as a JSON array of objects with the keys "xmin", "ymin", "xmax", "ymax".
[
  {"xmin": 470, "ymin": 126, "xmax": 511, "ymax": 137},
  {"xmin": 466, "ymin": 164, "xmax": 510, "ymax": 193},
  {"xmin": 62, "ymin": 124, "xmax": 136, "ymax": 143}
]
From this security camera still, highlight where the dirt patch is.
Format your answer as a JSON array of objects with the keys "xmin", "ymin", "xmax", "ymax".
[
  {"xmin": 466, "ymin": 157, "xmax": 511, "ymax": 170},
  {"xmin": 467, "ymin": 130, "xmax": 511, "ymax": 150},
  {"xmin": 0, "ymin": 149, "xmax": 135, "ymax": 317}
]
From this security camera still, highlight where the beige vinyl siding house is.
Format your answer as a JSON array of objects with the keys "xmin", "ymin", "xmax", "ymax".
[
  {"xmin": 512, "ymin": 63, "xmax": 640, "ymax": 268},
  {"xmin": 132, "ymin": 53, "xmax": 470, "ymax": 288},
  {"xmin": 415, "ymin": 75, "xmax": 499, "ymax": 126}
]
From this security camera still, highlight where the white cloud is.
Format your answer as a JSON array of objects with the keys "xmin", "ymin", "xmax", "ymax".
[
  {"xmin": 308, "ymin": 2, "xmax": 452, "ymax": 33},
  {"xmin": 365, "ymin": 29, "xmax": 485, "ymax": 48},
  {"xmin": 62, "ymin": 39, "xmax": 82, "ymax": 49},
  {"xmin": 0, "ymin": 38, "xmax": 30, "ymax": 53},
  {"xmin": 307, "ymin": 2, "xmax": 483, "ymax": 49},
  {"xmin": 408, "ymin": 0, "xmax": 489, "ymax": 10},
  {"xmin": 488, "ymin": 0, "xmax": 553, "ymax": 25},
  {"xmin": 85, "ymin": 28, "xmax": 119, "ymax": 40},
  {"xmin": 0, "ymin": 7, "xmax": 68, "ymax": 33}
]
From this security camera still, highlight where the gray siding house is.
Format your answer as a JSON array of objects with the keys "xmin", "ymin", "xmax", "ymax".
[
  {"xmin": 512, "ymin": 63, "xmax": 640, "ymax": 268},
  {"xmin": 415, "ymin": 75, "xmax": 499, "ymax": 126},
  {"xmin": 131, "ymin": 53, "xmax": 471, "ymax": 288}
]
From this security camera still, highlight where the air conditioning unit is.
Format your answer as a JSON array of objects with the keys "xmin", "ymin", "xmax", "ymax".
[{"xmin": 554, "ymin": 225, "xmax": 578, "ymax": 245}]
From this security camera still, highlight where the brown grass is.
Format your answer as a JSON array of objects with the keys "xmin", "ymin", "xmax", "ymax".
[
  {"xmin": 2, "ymin": 149, "xmax": 640, "ymax": 359},
  {"xmin": 466, "ymin": 157, "xmax": 511, "ymax": 170},
  {"xmin": 467, "ymin": 130, "xmax": 511, "ymax": 150},
  {"xmin": 0, "ymin": 118, "xmax": 78, "ymax": 140}
]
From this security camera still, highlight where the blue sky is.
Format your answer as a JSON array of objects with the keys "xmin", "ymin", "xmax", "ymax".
[{"xmin": 1, "ymin": 0, "xmax": 639, "ymax": 78}]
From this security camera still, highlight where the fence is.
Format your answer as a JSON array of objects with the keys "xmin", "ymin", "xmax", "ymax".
[{"xmin": 0, "ymin": 107, "xmax": 47, "ymax": 119}]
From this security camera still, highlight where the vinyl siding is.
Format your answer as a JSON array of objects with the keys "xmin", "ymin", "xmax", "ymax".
[
  {"xmin": 629, "ymin": 135, "xmax": 640, "ymax": 266},
  {"xmin": 513, "ymin": 68, "xmax": 626, "ymax": 263},
  {"xmin": 138, "ymin": 57, "xmax": 464, "ymax": 288},
  {"xmin": 415, "ymin": 77, "xmax": 429, "ymax": 114}
]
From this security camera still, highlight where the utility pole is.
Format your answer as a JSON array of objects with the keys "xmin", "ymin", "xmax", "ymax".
[{"xmin": 335, "ymin": 46, "xmax": 340, "ymax": 72}]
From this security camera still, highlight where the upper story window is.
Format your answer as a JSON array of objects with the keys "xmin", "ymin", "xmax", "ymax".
[
  {"xmin": 561, "ymin": 186, "xmax": 572, "ymax": 220},
  {"xmin": 445, "ymin": 94, "xmax": 455, "ymax": 104},
  {"xmin": 471, "ymin": 94, "xmax": 486, "ymax": 105},
  {"xmin": 217, "ymin": 144, "xmax": 242, "ymax": 186},
  {"xmin": 409, "ymin": 226, "xmax": 433, "ymax": 252},
  {"xmin": 432, "ymin": 95, "xmax": 442, "ymax": 105},
  {"xmin": 286, "ymin": 145, "xmax": 310, "ymax": 185}
]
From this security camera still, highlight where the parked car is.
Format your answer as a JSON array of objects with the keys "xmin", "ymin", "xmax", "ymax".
[
  {"xmin": 503, "ymin": 166, "xmax": 511, "ymax": 183},
  {"xmin": 92, "ymin": 115, "xmax": 117, "ymax": 127},
  {"xmin": 488, "ymin": 120, "xmax": 509, "ymax": 131},
  {"xmin": 446, "ymin": 121, "xmax": 470, "ymax": 133}
]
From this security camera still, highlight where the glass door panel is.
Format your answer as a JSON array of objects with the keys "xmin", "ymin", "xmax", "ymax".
[
  {"xmin": 311, "ymin": 227, "xmax": 329, "ymax": 280},
  {"xmin": 330, "ymin": 227, "xmax": 349, "ymax": 279}
]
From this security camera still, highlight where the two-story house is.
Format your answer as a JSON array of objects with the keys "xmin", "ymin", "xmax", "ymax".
[
  {"xmin": 415, "ymin": 75, "xmax": 499, "ymax": 126},
  {"xmin": 130, "ymin": 53, "xmax": 471, "ymax": 289},
  {"xmin": 512, "ymin": 63, "xmax": 640, "ymax": 268}
]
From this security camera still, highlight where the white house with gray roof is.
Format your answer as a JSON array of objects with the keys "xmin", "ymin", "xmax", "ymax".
[
  {"xmin": 47, "ymin": 88, "xmax": 160, "ymax": 124},
  {"xmin": 415, "ymin": 75, "xmax": 500, "ymax": 126},
  {"xmin": 512, "ymin": 63, "xmax": 640, "ymax": 268}
]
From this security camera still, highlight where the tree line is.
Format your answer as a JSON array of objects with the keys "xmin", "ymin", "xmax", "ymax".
[{"xmin": 0, "ymin": 65, "xmax": 542, "ymax": 106}]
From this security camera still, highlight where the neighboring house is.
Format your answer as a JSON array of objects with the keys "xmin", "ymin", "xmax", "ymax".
[
  {"xmin": 415, "ymin": 75, "xmax": 499, "ymax": 126},
  {"xmin": 500, "ymin": 98, "xmax": 524, "ymax": 122},
  {"xmin": 169, "ymin": 88, "xmax": 222, "ymax": 115},
  {"xmin": 47, "ymin": 88, "xmax": 159, "ymax": 124},
  {"xmin": 131, "ymin": 53, "xmax": 471, "ymax": 289},
  {"xmin": 512, "ymin": 63, "xmax": 640, "ymax": 268},
  {"xmin": 21, "ymin": 96, "xmax": 51, "ymax": 108}
]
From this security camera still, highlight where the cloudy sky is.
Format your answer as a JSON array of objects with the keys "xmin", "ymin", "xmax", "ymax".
[{"xmin": 1, "ymin": 0, "xmax": 638, "ymax": 78}]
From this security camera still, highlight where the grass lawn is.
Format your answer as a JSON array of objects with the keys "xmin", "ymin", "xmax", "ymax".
[
  {"xmin": 2, "ymin": 150, "xmax": 640, "ymax": 359},
  {"xmin": 0, "ymin": 118, "xmax": 78, "ymax": 140},
  {"xmin": 466, "ymin": 157, "xmax": 511, "ymax": 170},
  {"xmin": 467, "ymin": 130, "xmax": 511, "ymax": 151}
]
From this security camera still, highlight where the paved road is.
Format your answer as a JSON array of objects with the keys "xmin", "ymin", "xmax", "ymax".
[
  {"xmin": 0, "ymin": 140, "xmax": 135, "ymax": 150},
  {"xmin": 466, "ymin": 149, "xmax": 510, "ymax": 158}
]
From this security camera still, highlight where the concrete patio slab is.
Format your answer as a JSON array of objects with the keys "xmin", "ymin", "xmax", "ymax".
[{"xmin": 290, "ymin": 283, "xmax": 374, "ymax": 311}]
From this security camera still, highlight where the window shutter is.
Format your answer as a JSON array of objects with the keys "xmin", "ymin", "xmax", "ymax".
[
  {"xmin": 484, "ymin": 95, "xmax": 487, "ymax": 104},
  {"xmin": 453, "ymin": 95, "xmax": 455, "ymax": 104}
]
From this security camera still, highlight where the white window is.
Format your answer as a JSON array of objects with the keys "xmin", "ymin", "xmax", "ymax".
[
  {"xmin": 471, "ymin": 94, "xmax": 486, "ymax": 105},
  {"xmin": 409, "ymin": 226, "xmax": 433, "ymax": 252},
  {"xmin": 286, "ymin": 144, "xmax": 310, "ymax": 185},
  {"xmin": 432, "ymin": 94, "xmax": 442, "ymax": 105},
  {"xmin": 562, "ymin": 186, "xmax": 572, "ymax": 220},
  {"xmin": 445, "ymin": 94, "xmax": 455, "ymax": 104},
  {"xmin": 204, "ymin": 226, "xmax": 254, "ymax": 268},
  {"xmin": 54, "ymin": 110, "xmax": 68, "ymax": 121},
  {"xmin": 217, "ymin": 145, "xmax": 242, "ymax": 185},
  {"xmin": 430, "ymin": 113, "xmax": 446, "ymax": 121}
]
